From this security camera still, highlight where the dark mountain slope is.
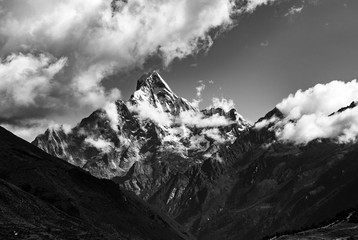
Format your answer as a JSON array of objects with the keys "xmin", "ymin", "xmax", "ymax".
[
  {"xmin": 195, "ymin": 128, "xmax": 358, "ymax": 240},
  {"xmin": 0, "ymin": 179, "xmax": 104, "ymax": 240},
  {"xmin": 0, "ymin": 126, "xmax": 193, "ymax": 240}
]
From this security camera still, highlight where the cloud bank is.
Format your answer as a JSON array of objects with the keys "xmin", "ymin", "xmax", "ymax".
[
  {"xmin": 128, "ymin": 99, "xmax": 234, "ymax": 129},
  {"xmin": 0, "ymin": 53, "xmax": 67, "ymax": 117},
  {"xmin": 265, "ymin": 80, "xmax": 358, "ymax": 144}
]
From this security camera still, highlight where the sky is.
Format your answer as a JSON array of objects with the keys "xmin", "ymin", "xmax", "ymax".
[{"xmin": 0, "ymin": 0, "xmax": 358, "ymax": 141}]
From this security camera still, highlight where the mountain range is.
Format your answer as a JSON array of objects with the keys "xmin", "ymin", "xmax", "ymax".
[{"xmin": 2, "ymin": 71, "xmax": 358, "ymax": 239}]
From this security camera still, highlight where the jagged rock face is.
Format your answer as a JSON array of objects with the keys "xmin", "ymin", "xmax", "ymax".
[
  {"xmin": 131, "ymin": 72, "xmax": 197, "ymax": 115},
  {"xmin": 33, "ymin": 71, "xmax": 250, "ymax": 201},
  {"xmin": 33, "ymin": 101, "xmax": 148, "ymax": 178}
]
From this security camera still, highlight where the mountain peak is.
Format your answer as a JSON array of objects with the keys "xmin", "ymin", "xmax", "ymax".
[
  {"xmin": 136, "ymin": 71, "xmax": 173, "ymax": 93},
  {"xmin": 131, "ymin": 71, "xmax": 197, "ymax": 115}
]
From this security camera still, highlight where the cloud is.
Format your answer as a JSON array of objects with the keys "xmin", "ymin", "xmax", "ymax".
[
  {"xmin": 0, "ymin": 53, "xmax": 67, "ymax": 116},
  {"xmin": 196, "ymin": 83, "xmax": 206, "ymax": 98},
  {"xmin": 245, "ymin": 0, "xmax": 276, "ymax": 12},
  {"xmin": 127, "ymin": 101, "xmax": 173, "ymax": 127},
  {"xmin": 254, "ymin": 116, "xmax": 279, "ymax": 130},
  {"xmin": 128, "ymin": 96, "xmax": 234, "ymax": 129},
  {"xmin": 284, "ymin": 6, "xmax": 304, "ymax": 17},
  {"xmin": 104, "ymin": 101, "xmax": 120, "ymax": 132},
  {"xmin": 84, "ymin": 136, "xmax": 114, "ymax": 153},
  {"xmin": 276, "ymin": 108, "xmax": 358, "ymax": 144},
  {"xmin": 260, "ymin": 41, "xmax": 269, "ymax": 47},
  {"xmin": 267, "ymin": 80, "xmax": 358, "ymax": 144},
  {"xmin": 178, "ymin": 111, "xmax": 233, "ymax": 128},
  {"xmin": 209, "ymin": 97, "xmax": 236, "ymax": 112},
  {"xmin": 202, "ymin": 128, "xmax": 227, "ymax": 143},
  {"xmin": 277, "ymin": 80, "xmax": 358, "ymax": 118},
  {"xmin": 191, "ymin": 82, "xmax": 206, "ymax": 108}
]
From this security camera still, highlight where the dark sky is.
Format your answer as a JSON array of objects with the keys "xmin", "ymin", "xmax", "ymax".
[{"xmin": 106, "ymin": 0, "xmax": 358, "ymax": 122}]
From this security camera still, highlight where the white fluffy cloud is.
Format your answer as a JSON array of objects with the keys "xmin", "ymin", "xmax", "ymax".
[
  {"xmin": 245, "ymin": 0, "xmax": 276, "ymax": 12},
  {"xmin": 202, "ymin": 128, "xmax": 226, "ymax": 143},
  {"xmin": 104, "ymin": 102, "xmax": 120, "ymax": 132},
  {"xmin": 276, "ymin": 108, "xmax": 358, "ymax": 144},
  {"xmin": 0, "ymin": 53, "xmax": 67, "ymax": 112},
  {"xmin": 269, "ymin": 80, "xmax": 358, "ymax": 144},
  {"xmin": 191, "ymin": 81, "xmax": 206, "ymax": 108},
  {"xmin": 128, "ymin": 99, "xmax": 233, "ymax": 129},
  {"xmin": 284, "ymin": 6, "xmax": 304, "ymax": 17},
  {"xmin": 178, "ymin": 111, "xmax": 233, "ymax": 128},
  {"xmin": 127, "ymin": 101, "xmax": 173, "ymax": 126},
  {"xmin": 209, "ymin": 97, "xmax": 236, "ymax": 112},
  {"xmin": 277, "ymin": 80, "xmax": 358, "ymax": 118},
  {"xmin": 84, "ymin": 137, "xmax": 114, "ymax": 153}
]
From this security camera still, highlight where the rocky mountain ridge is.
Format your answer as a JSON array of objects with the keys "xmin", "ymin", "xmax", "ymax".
[{"xmin": 32, "ymin": 71, "xmax": 358, "ymax": 240}]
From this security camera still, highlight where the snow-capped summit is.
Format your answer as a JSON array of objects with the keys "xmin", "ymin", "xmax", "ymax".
[
  {"xmin": 136, "ymin": 71, "xmax": 173, "ymax": 93},
  {"xmin": 131, "ymin": 71, "xmax": 197, "ymax": 115}
]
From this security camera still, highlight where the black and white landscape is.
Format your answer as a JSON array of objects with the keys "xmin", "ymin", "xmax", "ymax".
[{"xmin": 1, "ymin": 0, "xmax": 358, "ymax": 239}]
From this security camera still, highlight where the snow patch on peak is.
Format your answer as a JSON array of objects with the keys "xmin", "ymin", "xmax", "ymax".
[
  {"xmin": 136, "ymin": 71, "xmax": 173, "ymax": 93},
  {"xmin": 131, "ymin": 71, "xmax": 197, "ymax": 116}
]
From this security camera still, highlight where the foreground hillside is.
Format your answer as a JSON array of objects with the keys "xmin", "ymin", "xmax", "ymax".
[{"xmin": 0, "ymin": 126, "xmax": 193, "ymax": 240}]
